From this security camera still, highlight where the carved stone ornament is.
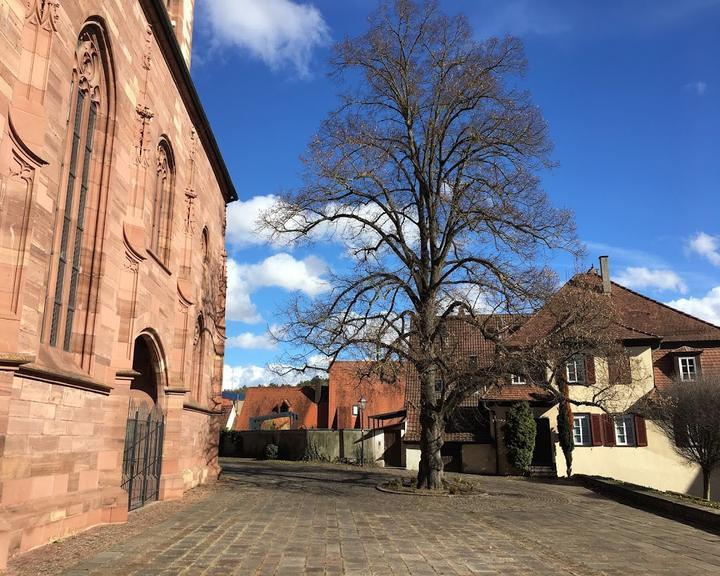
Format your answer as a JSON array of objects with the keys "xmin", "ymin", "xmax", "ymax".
[
  {"xmin": 26, "ymin": 0, "xmax": 60, "ymax": 32},
  {"xmin": 193, "ymin": 315, "xmax": 202, "ymax": 347},
  {"xmin": 134, "ymin": 104, "xmax": 154, "ymax": 166},
  {"xmin": 156, "ymin": 145, "xmax": 169, "ymax": 179},
  {"xmin": 75, "ymin": 31, "xmax": 102, "ymax": 103},
  {"xmin": 143, "ymin": 25, "xmax": 153, "ymax": 70},
  {"xmin": 9, "ymin": 152, "xmax": 34, "ymax": 184}
]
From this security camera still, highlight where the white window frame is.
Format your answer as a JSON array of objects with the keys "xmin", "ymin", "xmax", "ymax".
[
  {"xmin": 678, "ymin": 356, "xmax": 698, "ymax": 382},
  {"xmin": 510, "ymin": 374, "xmax": 526, "ymax": 385},
  {"xmin": 565, "ymin": 355, "xmax": 585, "ymax": 384},
  {"xmin": 614, "ymin": 415, "xmax": 636, "ymax": 446},
  {"xmin": 573, "ymin": 414, "xmax": 591, "ymax": 446},
  {"xmin": 352, "ymin": 405, "xmax": 359, "ymax": 416}
]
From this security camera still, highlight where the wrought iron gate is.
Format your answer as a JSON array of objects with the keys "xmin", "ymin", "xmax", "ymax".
[{"xmin": 121, "ymin": 400, "xmax": 165, "ymax": 511}]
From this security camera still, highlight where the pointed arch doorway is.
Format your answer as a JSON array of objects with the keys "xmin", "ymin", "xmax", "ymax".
[{"xmin": 122, "ymin": 333, "xmax": 166, "ymax": 510}]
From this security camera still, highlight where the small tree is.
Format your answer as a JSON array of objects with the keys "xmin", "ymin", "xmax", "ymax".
[
  {"xmin": 503, "ymin": 402, "xmax": 537, "ymax": 474},
  {"xmin": 556, "ymin": 391, "xmax": 574, "ymax": 477},
  {"xmin": 644, "ymin": 376, "xmax": 720, "ymax": 500}
]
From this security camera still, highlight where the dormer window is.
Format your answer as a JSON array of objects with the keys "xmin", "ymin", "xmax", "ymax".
[
  {"xmin": 678, "ymin": 357, "xmax": 698, "ymax": 382},
  {"xmin": 468, "ymin": 354, "xmax": 478, "ymax": 369},
  {"xmin": 510, "ymin": 374, "xmax": 526, "ymax": 385},
  {"xmin": 565, "ymin": 355, "xmax": 585, "ymax": 384}
]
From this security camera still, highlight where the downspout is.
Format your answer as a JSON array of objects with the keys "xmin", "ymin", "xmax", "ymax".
[{"xmin": 483, "ymin": 400, "xmax": 500, "ymax": 475}]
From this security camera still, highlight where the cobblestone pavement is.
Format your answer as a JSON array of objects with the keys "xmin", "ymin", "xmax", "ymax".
[{"xmin": 61, "ymin": 459, "xmax": 720, "ymax": 575}]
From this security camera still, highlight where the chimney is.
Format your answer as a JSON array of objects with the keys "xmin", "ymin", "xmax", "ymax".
[{"xmin": 599, "ymin": 256, "xmax": 611, "ymax": 294}]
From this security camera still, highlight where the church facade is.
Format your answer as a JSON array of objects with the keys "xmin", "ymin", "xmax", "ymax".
[{"xmin": 0, "ymin": 0, "xmax": 236, "ymax": 566}]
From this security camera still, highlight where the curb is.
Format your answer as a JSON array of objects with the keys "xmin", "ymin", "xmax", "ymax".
[
  {"xmin": 577, "ymin": 475, "xmax": 720, "ymax": 534},
  {"xmin": 375, "ymin": 483, "xmax": 486, "ymax": 497}
]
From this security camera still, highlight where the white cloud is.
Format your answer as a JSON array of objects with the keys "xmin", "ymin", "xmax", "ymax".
[
  {"xmin": 203, "ymin": 0, "xmax": 330, "ymax": 77},
  {"xmin": 225, "ymin": 331, "xmax": 276, "ymax": 350},
  {"xmin": 226, "ymin": 259, "xmax": 262, "ymax": 323},
  {"xmin": 223, "ymin": 362, "xmax": 325, "ymax": 389},
  {"xmin": 684, "ymin": 80, "xmax": 708, "ymax": 96},
  {"xmin": 614, "ymin": 267, "xmax": 688, "ymax": 294},
  {"xmin": 225, "ymin": 253, "xmax": 330, "ymax": 323},
  {"xmin": 226, "ymin": 195, "xmax": 278, "ymax": 248},
  {"xmin": 238, "ymin": 253, "xmax": 330, "ymax": 296},
  {"xmin": 689, "ymin": 232, "xmax": 720, "ymax": 266},
  {"xmin": 667, "ymin": 287, "xmax": 720, "ymax": 325}
]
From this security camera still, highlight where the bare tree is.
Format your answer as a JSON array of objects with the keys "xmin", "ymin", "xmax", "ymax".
[
  {"xmin": 262, "ymin": 0, "xmax": 579, "ymax": 489},
  {"xmin": 643, "ymin": 376, "xmax": 720, "ymax": 500}
]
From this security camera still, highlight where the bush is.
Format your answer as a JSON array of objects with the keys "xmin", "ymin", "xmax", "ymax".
[
  {"xmin": 503, "ymin": 402, "xmax": 537, "ymax": 474},
  {"xmin": 264, "ymin": 443, "xmax": 279, "ymax": 460}
]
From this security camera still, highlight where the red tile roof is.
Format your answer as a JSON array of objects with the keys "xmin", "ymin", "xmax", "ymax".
[
  {"xmin": 511, "ymin": 272, "xmax": 720, "ymax": 345},
  {"xmin": 234, "ymin": 386, "xmax": 318, "ymax": 431}
]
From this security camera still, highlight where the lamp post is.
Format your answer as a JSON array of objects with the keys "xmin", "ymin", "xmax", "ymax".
[{"xmin": 358, "ymin": 395, "xmax": 367, "ymax": 466}]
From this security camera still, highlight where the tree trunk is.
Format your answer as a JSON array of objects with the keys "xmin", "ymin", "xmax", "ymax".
[
  {"xmin": 703, "ymin": 468, "xmax": 711, "ymax": 501},
  {"xmin": 417, "ymin": 405, "xmax": 444, "ymax": 490}
]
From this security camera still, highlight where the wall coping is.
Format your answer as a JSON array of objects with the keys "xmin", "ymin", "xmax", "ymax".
[
  {"xmin": 577, "ymin": 475, "xmax": 720, "ymax": 534},
  {"xmin": 18, "ymin": 362, "xmax": 113, "ymax": 395}
]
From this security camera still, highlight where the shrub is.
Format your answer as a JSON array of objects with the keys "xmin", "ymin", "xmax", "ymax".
[
  {"xmin": 503, "ymin": 402, "xmax": 537, "ymax": 474},
  {"xmin": 264, "ymin": 443, "xmax": 279, "ymax": 460}
]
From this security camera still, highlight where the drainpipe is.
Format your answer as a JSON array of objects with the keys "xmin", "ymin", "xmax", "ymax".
[{"xmin": 482, "ymin": 400, "xmax": 500, "ymax": 475}]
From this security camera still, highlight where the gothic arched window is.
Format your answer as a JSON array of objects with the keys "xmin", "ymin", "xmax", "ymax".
[
  {"xmin": 48, "ymin": 22, "xmax": 114, "ymax": 354},
  {"xmin": 192, "ymin": 314, "xmax": 206, "ymax": 403},
  {"xmin": 150, "ymin": 139, "xmax": 175, "ymax": 265}
]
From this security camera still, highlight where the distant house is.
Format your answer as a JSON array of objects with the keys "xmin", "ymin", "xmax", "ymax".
[
  {"xmin": 234, "ymin": 385, "xmax": 326, "ymax": 431},
  {"xmin": 234, "ymin": 363, "xmax": 405, "ymax": 434},
  {"xmin": 327, "ymin": 361, "xmax": 406, "ymax": 430},
  {"xmin": 402, "ymin": 258, "xmax": 720, "ymax": 499}
]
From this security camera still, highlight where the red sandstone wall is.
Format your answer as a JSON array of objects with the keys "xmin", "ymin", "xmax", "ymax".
[{"xmin": 0, "ymin": 0, "xmax": 230, "ymax": 567}]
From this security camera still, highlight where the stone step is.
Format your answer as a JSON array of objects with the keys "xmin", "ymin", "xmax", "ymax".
[{"xmin": 529, "ymin": 465, "xmax": 557, "ymax": 478}]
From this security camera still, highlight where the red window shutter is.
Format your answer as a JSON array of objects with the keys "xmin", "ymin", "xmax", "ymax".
[
  {"xmin": 585, "ymin": 355, "xmax": 596, "ymax": 385},
  {"xmin": 602, "ymin": 414, "xmax": 616, "ymax": 447},
  {"xmin": 590, "ymin": 414, "xmax": 604, "ymax": 446},
  {"xmin": 635, "ymin": 415, "xmax": 648, "ymax": 447},
  {"xmin": 673, "ymin": 418, "xmax": 690, "ymax": 447}
]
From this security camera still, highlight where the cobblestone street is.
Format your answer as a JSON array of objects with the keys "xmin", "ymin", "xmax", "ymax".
[{"xmin": 42, "ymin": 459, "xmax": 720, "ymax": 575}]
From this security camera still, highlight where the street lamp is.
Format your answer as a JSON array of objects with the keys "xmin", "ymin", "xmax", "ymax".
[{"xmin": 358, "ymin": 395, "xmax": 367, "ymax": 466}]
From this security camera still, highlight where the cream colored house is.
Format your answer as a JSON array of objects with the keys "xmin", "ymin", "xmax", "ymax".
[{"xmin": 403, "ymin": 259, "xmax": 720, "ymax": 500}]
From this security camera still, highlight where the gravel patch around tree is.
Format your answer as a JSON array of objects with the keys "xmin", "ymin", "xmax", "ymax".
[{"xmin": 4, "ymin": 482, "xmax": 220, "ymax": 576}]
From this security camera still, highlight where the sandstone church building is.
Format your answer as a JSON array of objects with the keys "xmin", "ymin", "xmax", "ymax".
[{"xmin": 0, "ymin": 0, "xmax": 236, "ymax": 566}]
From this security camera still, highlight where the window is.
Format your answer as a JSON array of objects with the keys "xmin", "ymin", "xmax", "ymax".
[
  {"xmin": 201, "ymin": 226, "xmax": 209, "ymax": 264},
  {"xmin": 614, "ymin": 415, "xmax": 636, "ymax": 446},
  {"xmin": 468, "ymin": 354, "xmax": 477, "ymax": 369},
  {"xmin": 510, "ymin": 374, "xmax": 526, "ymax": 385},
  {"xmin": 565, "ymin": 355, "xmax": 585, "ymax": 383},
  {"xmin": 48, "ymin": 25, "xmax": 113, "ymax": 353},
  {"xmin": 352, "ymin": 405, "xmax": 359, "ymax": 416},
  {"xmin": 150, "ymin": 140, "xmax": 175, "ymax": 265},
  {"xmin": 434, "ymin": 378, "xmax": 444, "ymax": 393},
  {"xmin": 573, "ymin": 414, "xmax": 591, "ymax": 446},
  {"xmin": 678, "ymin": 356, "xmax": 698, "ymax": 382}
]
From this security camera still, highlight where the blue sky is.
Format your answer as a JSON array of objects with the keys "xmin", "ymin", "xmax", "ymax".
[{"xmin": 190, "ymin": 0, "xmax": 720, "ymax": 388}]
